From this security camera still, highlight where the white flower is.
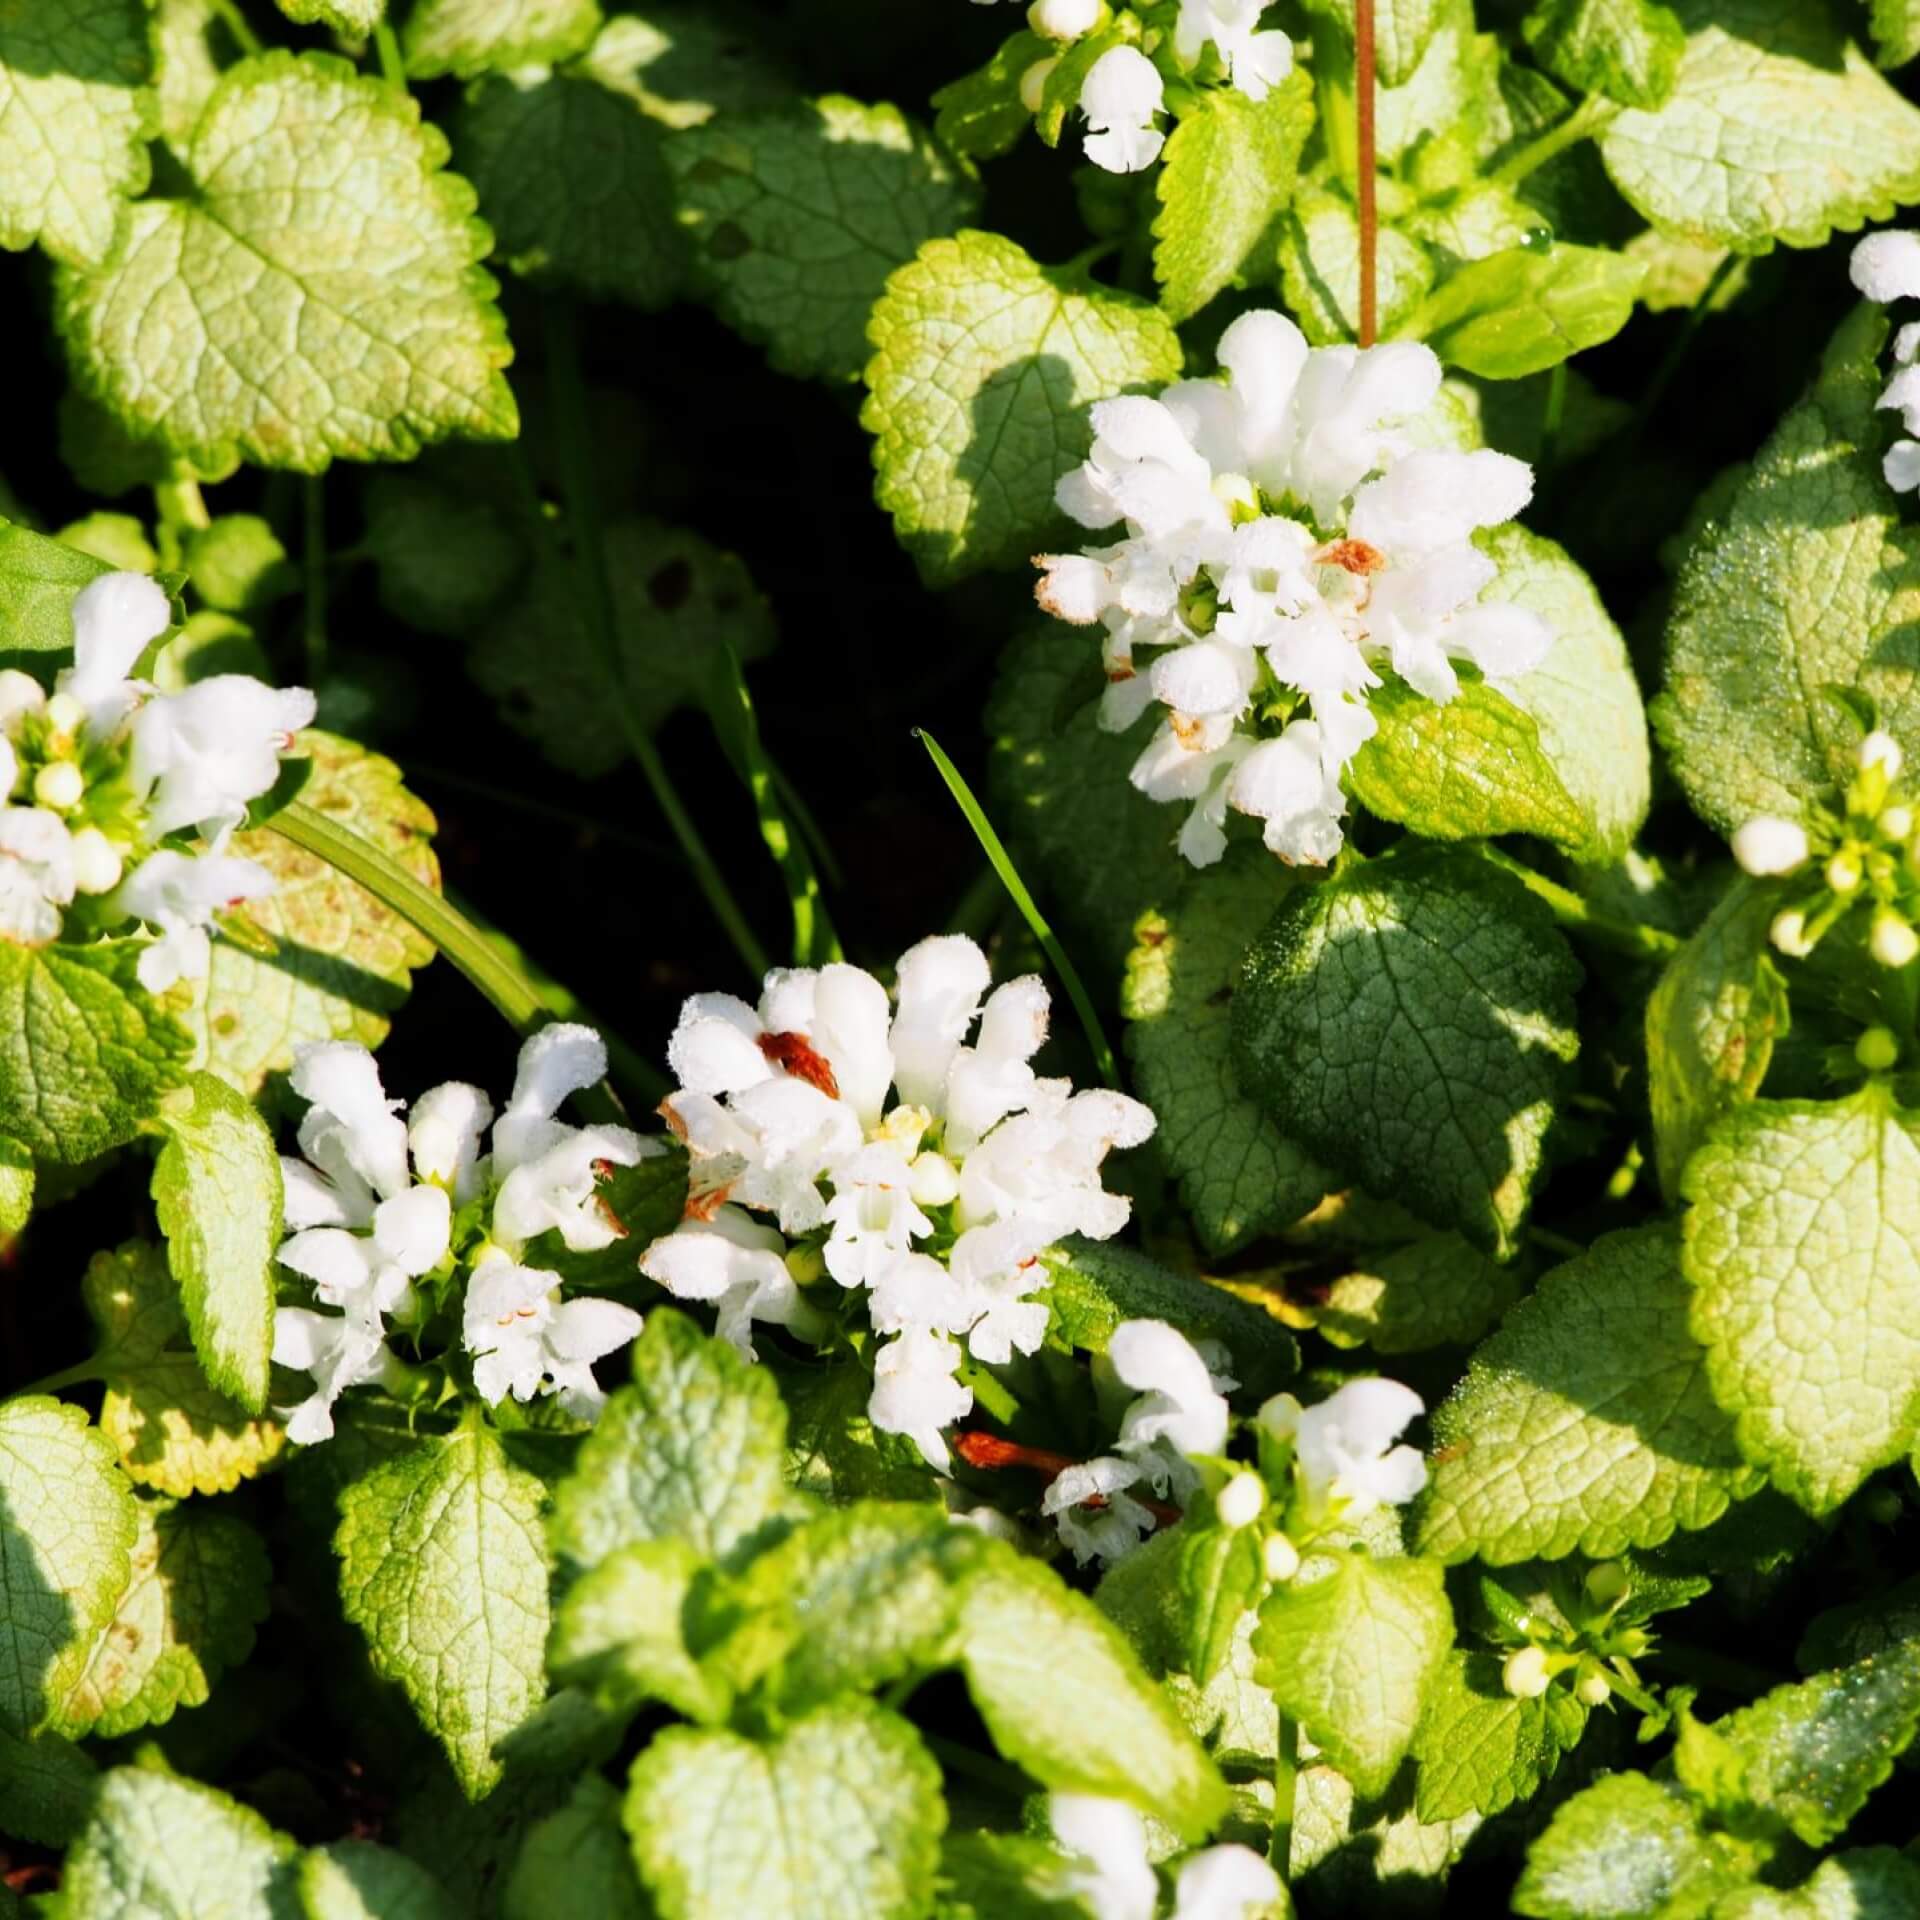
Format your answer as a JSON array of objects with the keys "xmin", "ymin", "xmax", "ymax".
[
  {"xmin": 59, "ymin": 572, "xmax": 170, "ymax": 741},
  {"xmin": 1129, "ymin": 725, "xmax": 1252, "ymax": 869},
  {"xmin": 0, "ymin": 808, "xmax": 75, "ymax": 945},
  {"xmin": 493, "ymin": 1023, "xmax": 609, "ymax": 1171},
  {"xmin": 111, "ymin": 848, "xmax": 275, "ymax": 992},
  {"xmin": 949, "ymin": 1216, "xmax": 1055, "ymax": 1363},
  {"xmin": 493, "ymin": 1122, "xmax": 655, "ymax": 1256},
  {"xmin": 869, "ymin": 1249, "xmax": 979, "ymax": 1339},
  {"xmin": 284, "ymin": 1041, "xmax": 412, "ymax": 1221},
  {"xmin": 407, "ymin": 1081, "xmax": 494, "ymax": 1203},
  {"xmin": 1110, "ymin": 1318, "xmax": 1231, "ymax": 1495},
  {"xmin": 639, "ymin": 1206, "xmax": 812, "ymax": 1359},
  {"xmin": 1048, "ymin": 1795, "xmax": 1158, "ymax": 1920},
  {"xmin": 1260, "ymin": 1376, "xmax": 1427, "ymax": 1516},
  {"xmin": 823, "ymin": 1141, "xmax": 934, "ymax": 1290},
  {"xmin": 891, "ymin": 935, "xmax": 991, "ymax": 1110},
  {"xmin": 1174, "ymin": 0, "xmax": 1294, "ymax": 100},
  {"xmin": 273, "ymin": 1307, "xmax": 402, "ymax": 1445},
  {"xmin": 944, "ymin": 974, "xmax": 1050, "ymax": 1151},
  {"xmin": 1731, "ymin": 816, "xmax": 1811, "ymax": 877},
  {"xmin": 1171, "ymin": 1845, "xmax": 1284, "ymax": 1920},
  {"xmin": 1079, "ymin": 46, "xmax": 1165, "ymax": 173},
  {"xmin": 1850, "ymin": 234, "xmax": 1920, "ymax": 492},
  {"xmin": 1851, "ymin": 229, "xmax": 1920, "ymax": 304},
  {"xmin": 1225, "ymin": 720, "xmax": 1350, "ymax": 865},
  {"xmin": 1029, "ymin": 0, "xmax": 1100, "ymax": 38},
  {"xmin": 869, "ymin": 1327, "xmax": 974, "ymax": 1471},
  {"xmin": 462, "ymin": 1251, "xmax": 643, "ymax": 1419},
  {"xmin": 1347, "ymin": 448, "xmax": 1534, "ymax": 559},
  {"xmin": 957, "ymin": 1085, "xmax": 1153, "ymax": 1242},
  {"xmin": 130, "ymin": 676, "xmax": 316, "ymax": 846},
  {"xmin": 1043, "ymin": 1457, "xmax": 1156, "ymax": 1566},
  {"xmin": 1860, "ymin": 728, "xmax": 1904, "ymax": 777},
  {"xmin": 278, "ymin": 1184, "xmax": 450, "ymax": 1323}
]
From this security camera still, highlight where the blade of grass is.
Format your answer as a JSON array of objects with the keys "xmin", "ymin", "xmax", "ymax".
[{"xmin": 914, "ymin": 729, "xmax": 1118, "ymax": 1088}]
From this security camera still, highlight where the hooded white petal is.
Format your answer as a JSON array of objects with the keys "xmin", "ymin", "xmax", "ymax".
[{"xmin": 1048, "ymin": 1794, "xmax": 1158, "ymax": 1920}]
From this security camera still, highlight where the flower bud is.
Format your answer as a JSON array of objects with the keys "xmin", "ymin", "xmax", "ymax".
[
  {"xmin": 1262, "ymin": 1532, "xmax": 1300, "ymax": 1582},
  {"xmin": 909, "ymin": 1151, "xmax": 961, "ymax": 1207},
  {"xmin": 1857, "ymin": 1025, "xmax": 1902, "ymax": 1072},
  {"xmin": 1730, "ymin": 817, "xmax": 1809, "ymax": 877},
  {"xmin": 44, "ymin": 691, "xmax": 85, "ymax": 737},
  {"xmin": 1826, "ymin": 850, "xmax": 1864, "ymax": 894},
  {"xmin": 1883, "ymin": 805, "xmax": 1915, "ymax": 842},
  {"xmin": 1583, "ymin": 1561, "xmax": 1630, "ymax": 1608},
  {"xmin": 1770, "ymin": 909, "xmax": 1813, "ymax": 958},
  {"xmin": 1216, "ymin": 1471, "xmax": 1263, "ymax": 1530},
  {"xmin": 1575, "ymin": 1671, "xmax": 1612, "ymax": 1708},
  {"xmin": 1861, "ymin": 729, "xmax": 1905, "ymax": 779},
  {"xmin": 783, "ymin": 1243, "xmax": 826, "ymax": 1287},
  {"xmin": 1872, "ymin": 909, "xmax": 1920, "ymax": 970},
  {"xmin": 32, "ymin": 760, "xmax": 84, "ymax": 812},
  {"xmin": 1503, "ymin": 1647, "xmax": 1553, "ymax": 1699},
  {"xmin": 70, "ymin": 828, "xmax": 123, "ymax": 897},
  {"xmin": 1029, "ymin": 0, "xmax": 1100, "ymax": 39},
  {"xmin": 1019, "ymin": 55, "xmax": 1061, "ymax": 114}
]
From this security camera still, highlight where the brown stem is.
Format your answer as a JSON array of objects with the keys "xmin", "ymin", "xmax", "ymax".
[
  {"xmin": 1355, "ymin": 0, "xmax": 1378, "ymax": 347},
  {"xmin": 952, "ymin": 1430, "xmax": 1182, "ymax": 1525}
]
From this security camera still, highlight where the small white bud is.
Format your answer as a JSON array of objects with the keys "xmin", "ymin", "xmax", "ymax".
[
  {"xmin": 1872, "ymin": 909, "xmax": 1920, "ymax": 970},
  {"xmin": 44, "ymin": 691, "xmax": 85, "ymax": 736},
  {"xmin": 1861, "ymin": 730, "xmax": 1905, "ymax": 779},
  {"xmin": 1583, "ymin": 1561, "xmax": 1630, "ymax": 1608},
  {"xmin": 32, "ymin": 761, "xmax": 84, "ymax": 812},
  {"xmin": 1731, "ymin": 817, "xmax": 1809, "ymax": 877},
  {"xmin": 1770, "ymin": 908, "xmax": 1813, "ymax": 958},
  {"xmin": 1883, "ymin": 805, "xmax": 1915, "ymax": 842},
  {"xmin": 908, "ymin": 1151, "xmax": 961, "ymax": 1208},
  {"xmin": 1502, "ymin": 1646, "xmax": 1553, "ymax": 1700},
  {"xmin": 1216, "ymin": 1471, "xmax": 1263, "ymax": 1531},
  {"xmin": 1857, "ymin": 1025, "xmax": 1902, "ymax": 1072},
  {"xmin": 1028, "ymin": 0, "xmax": 1100, "ymax": 39},
  {"xmin": 1826, "ymin": 850, "xmax": 1863, "ymax": 893},
  {"xmin": 1262, "ymin": 1532, "xmax": 1300, "ymax": 1582},
  {"xmin": 1019, "ymin": 55, "xmax": 1061, "ymax": 114},
  {"xmin": 1575, "ymin": 1671, "xmax": 1612, "ymax": 1707},
  {"xmin": 70, "ymin": 828, "xmax": 123, "ymax": 897}
]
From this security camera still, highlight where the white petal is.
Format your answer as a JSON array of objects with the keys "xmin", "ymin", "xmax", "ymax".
[
  {"xmin": 1852, "ymin": 230, "xmax": 1920, "ymax": 304},
  {"xmin": 372, "ymin": 1184, "xmax": 452, "ymax": 1277}
]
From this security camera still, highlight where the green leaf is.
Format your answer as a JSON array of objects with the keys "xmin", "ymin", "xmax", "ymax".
[
  {"xmin": 54, "ymin": 1767, "xmax": 300, "ymax": 1919},
  {"xmin": 1597, "ymin": 0, "xmax": 1920, "ymax": 254},
  {"xmin": 624, "ymin": 1700, "xmax": 945, "ymax": 1920},
  {"xmin": 986, "ymin": 621, "xmax": 1191, "ymax": 979},
  {"xmin": 1399, "ymin": 244, "xmax": 1646, "ymax": 378},
  {"xmin": 862, "ymin": 230, "xmax": 1184, "ymax": 585},
  {"xmin": 0, "ymin": 1398, "xmax": 138, "ymax": 1738},
  {"xmin": 1307, "ymin": 0, "xmax": 1450, "ymax": 86},
  {"xmin": 1346, "ymin": 675, "xmax": 1591, "ymax": 849},
  {"xmin": 1412, "ymin": 1649, "xmax": 1589, "ymax": 1822},
  {"xmin": 1658, "ymin": 305, "xmax": 1918, "ymax": 834},
  {"xmin": 581, "ymin": 3, "xmax": 794, "ymax": 130},
  {"xmin": 336, "ymin": 1421, "xmax": 551, "ymax": 1798},
  {"xmin": 956, "ymin": 1547, "xmax": 1230, "ymax": 1840},
  {"xmin": 931, "ymin": 30, "xmax": 1047, "ymax": 161},
  {"xmin": 0, "ymin": 1723, "xmax": 97, "ymax": 1848},
  {"xmin": 1253, "ymin": 1553, "xmax": 1453, "ymax": 1798},
  {"xmin": 151, "ymin": 1071, "xmax": 281, "ymax": 1414},
  {"xmin": 402, "ymin": 0, "xmax": 600, "ymax": 80},
  {"xmin": 1279, "ymin": 184, "xmax": 1436, "ymax": 346},
  {"xmin": 363, "ymin": 468, "xmax": 528, "ymax": 638},
  {"xmin": 278, "ymin": 0, "xmax": 384, "ymax": 32},
  {"xmin": 667, "ymin": 95, "xmax": 980, "ymax": 384},
  {"xmin": 1716, "ymin": 1851, "xmax": 1920, "ymax": 1920},
  {"xmin": 58, "ymin": 512, "xmax": 157, "ymax": 575},
  {"xmin": 1798, "ymin": 1574, "xmax": 1920, "ymax": 1672},
  {"xmin": 503, "ymin": 1775, "xmax": 648, "ymax": 1920},
  {"xmin": 183, "ymin": 515, "xmax": 293, "ymax": 615},
  {"xmin": 1291, "ymin": 1756, "xmax": 1481, "ymax": 1912},
  {"xmin": 1682, "ymin": 1084, "xmax": 1920, "ymax": 1513},
  {"xmin": 936, "ymin": 1832, "xmax": 1094, "ymax": 1920},
  {"xmin": 549, "ymin": 1309, "xmax": 791, "ymax": 1576},
  {"xmin": 0, "ymin": 1137, "xmax": 32, "ymax": 1242},
  {"xmin": 547, "ymin": 1536, "xmax": 732, "ymax": 1726},
  {"xmin": 53, "ymin": 1498, "xmax": 268, "ymax": 1740},
  {"xmin": 1521, "ymin": 0, "xmax": 1685, "ymax": 108},
  {"xmin": 0, "ymin": 2, "xmax": 151, "ymax": 269},
  {"xmin": 471, "ymin": 518, "xmax": 776, "ymax": 781},
  {"xmin": 1178, "ymin": 1523, "xmax": 1266, "ymax": 1688},
  {"xmin": 298, "ymin": 1841, "xmax": 458, "ymax": 1920},
  {"xmin": 1513, "ymin": 1772, "xmax": 1745, "ymax": 1920},
  {"xmin": 1317, "ymin": 1231, "xmax": 1522, "ymax": 1354},
  {"xmin": 1475, "ymin": 522, "xmax": 1652, "ymax": 864},
  {"xmin": 58, "ymin": 51, "xmax": 518, "ymax": 475},
  {"xmin": 1711, "ymin": 1647, "xmax": 1920, "ymax": 1847},
  {"xmin": 1233, "ymin": 847, "xmax": 1582, "ymax": 1258},
  {"xmin": 1041, "ymin": 1235, "xmax": 1299, "ymax": 1399},
  {"xmin": 1646, "ymin": 878, "xmax": 1788, "ymax": 1202},
  {"xmin": 152, "ymin": 0, "xmax": 230, "ymax": 159},
  {"xmin": 0, "ymin": 516, "xmax": 112, "ymax": 670},
  {"xmin": 1120, "ymin": 849, "xmax": 1331, "ymax": 1257},
  {"xmin": 182, "ymin": 732, "xmax": 438, "ymax": 1095},
  {"xmin": 1152, "ymin": 73, "xmax": 1314, "ymax": 325},
  {"xmin": 1870, "ymin": 0, "xmax": 1920, "ymax": 67},
  {"xmin": 84, "ymin": 1240, "xmax": 288, "ymax": 1497},
  {"xmin": 1418, "ymin": 1225, "xmax": 1762, "ymax": 1565},
  {"xmin": 777, "ymin": 1356, "xmax": 940, "ymax": 1505}
]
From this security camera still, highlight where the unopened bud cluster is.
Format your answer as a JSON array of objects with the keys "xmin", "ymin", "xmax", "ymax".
[{"xmin": 1496, "ymin": 1560, "xmax": 1650, "ymax": 1714}]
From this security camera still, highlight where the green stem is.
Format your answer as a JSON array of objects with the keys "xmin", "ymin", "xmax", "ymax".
[
  {"xmin": 8, "ymin": 1361, "xmax": 103, "ymax": 1401},
  {"xmin": 1478, "ymin": 847, "xmax": 1680, "ymax": 960},
  {"xmin": 958, "ymin": 1361, "xmax": 1023, "ymax": 1427},
  {"xmin": 1489, "ymin": 96, "xmax": 1619, "ymax": 188},
  {"xmin": 542, "ymin": 297, "xmax": 771, "ymax": 982},
  {"xmin": 303, "ymin": 477, "xmax": 328, "ymax": 684},
  {"xmin": 921, "ymin": 1734, "xmax": 1033, "ymax": 1801},
  {"xmin": 1271, "ymin": 1713, "xmax": 1299, "ymax": 1877},
  {"xmin": 155, "ymin": 471, "xmax": 211, "ymax": 537},
  {"xmin": 271, "ymin": 801, "xmax": 549, "ymax": 1034},
  {"xmin": 373, "ymin": 21, "xmax": 407, "ymax": 88},
  {"xmin": 1529, "ymin": 1226, "xmax": 1586, "ymax": 1261},
  {"xmin": 1539, "ymin": 360, "xmax": 1568, "ymax": 473},
  {"xmin": 209, "ymin": 0, "xmax": 263, "ymax": 56}
]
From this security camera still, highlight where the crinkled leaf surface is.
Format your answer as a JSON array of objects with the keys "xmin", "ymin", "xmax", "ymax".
[
  {"xmin": 1522, "ymin": 0, "xmax": 1685, "ymax": 107},
  {"xmin": 1399, "ymin": 244, "xmax": 1647, "ymax": 378},
  {"xmin": 1412, "ymin": 1649, "xmax": 1589, "ymax": 1822},
  {"xmin": 1419, "ymin": 1225, "xmax": 1761, "ymax": 1564},
  {"xmin": 0, "ymin": 1720, "xmax": 95, "ymax": 1849},
  {"xmin": 1598, "ymin": 0, "xmax": 1920, "ymax": 253},
  {"xmin": 402, "ymin": 0, "xmax": 600, "ymax": 81},
  {"xmin": 1121, "ymin": 848, "xmax": 1330, "ymax": 1257},
  {"xmin": 1798, "ymin": 1574, "xmax": 1920, "ymax": 1672},
  {"xmin": 1233, "ymin": 847, "xmax": 1582, "ymax": 1258},
  {"xmin": 1253, "ymin": 1552, "xmax": 1453, "ymax": 1798},
  {"xmin": 151, "ymin": 1071, "xmax": 281, "ymax": 1413},
  {"xmin": 59, "ymin": 52, "xmax": 518, "ymax": 475},
  {"xmin": 337, "ymin": 1421, "xmax": 551, "ymax": 1798},
  {"xmin": 1317, "ymin": 1231, "xmax": 1521, "ymax": 1354},
  {"xmin": 1715, "ymin": 1850, "xmax": 1920, "ymax": 1920},
  {"xmin": 1659, "ymin": 305, "xmax": 1920, "ymax": 834},
  {"xmin": 0, "ymin": 1398, "xmax": 138, "ymax": 1738},
  {"xmin": 1280, "ymin": 183, "xmax": 1436, "ymax": 346},
  {"xmin": 624, "ymin": 1700, "xmax": 945, "ymax": 1920},
  {"xmin": 1871, "ymin": 0, "xmax": 1920, "ymax": 68},
  {"xmin": 1307, "ymin": 0, "xmax": 1448, "ymax": 86},
  {"xmin": 504, "ymin": 1774, "xmax": 648, "ymax": 1920},
  {"xmin": 862, "ymin": 230, "xmax": 1184, "ymax": 584},
  {"xmin": 0, "ymin": 516, "xmax": 112, "ymax": 669},
  {"xmin": 278, "ymin": 0, "xmax": 384, "ymax": 33},
  {"xmin": 182, "ymin": 731, "xmax": 438, "ymax": 1095},
  {"xmin": 298, "ymin": 1840, "xmax": 458, "ymax": 1920},
  {"xmin": 85, "ymin": 1241, "xmax": 286, "ymax": 1497},
  {"xmin": 1683, "ymin": 1084, "xmax": 1920, "ymax": 1513},
  {"xmin": 0, "ymin": 2, "xmax": 151, "ymax": 269},
  {"xmin": 668, "ymin": 95, "xmax": 980, "ymax": 383},
  {"xmin": 1153, "ymin": 73, "xmax": 1314, "ymax": 325}
]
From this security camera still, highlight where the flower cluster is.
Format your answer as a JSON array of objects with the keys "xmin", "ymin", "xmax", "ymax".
[
  {"xmin": 1050, "ymin": 1793, "xmax": 1281, "ymax": 1920},
  {"xmin": 1035, "ymin": 312, "xmax": 1551, "ymax": 866},
  {"xmin": 1850, "ymin": 229, "xmax": 1920, "ymax": 493},
  {"xmin": 976, "ymin": 2, "xmax": 1294, "ymax": 176},
  {"xmin": 272, "ymin": 1025, "xmax": 653, "ymax": 1442},
  {"xmin": 0, "ymin": 572, "xmax": 314, "ymax": 988},
  {"xmin": 639, "ymin": 939, "xmax": 1154, "ymax": 1471}
]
